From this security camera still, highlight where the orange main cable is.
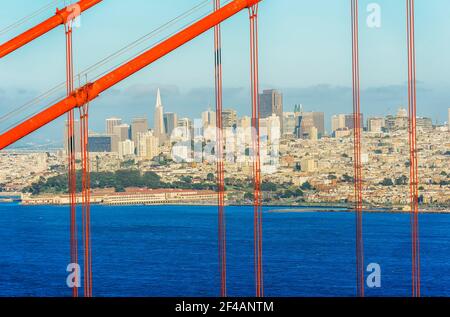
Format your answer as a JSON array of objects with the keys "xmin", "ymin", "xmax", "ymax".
[
  {"xmin": 0, "ymin": 0, "xmax": 102, "ymax": 58},
  {"xmin": 0, "ymin": 0, "xmax": 263, "ymax": 150}
]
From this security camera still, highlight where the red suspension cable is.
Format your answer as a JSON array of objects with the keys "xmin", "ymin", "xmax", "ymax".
[
  {"xmin": 351, "ymin": 0, "xmax": 364, "ymax": 297},
  {"xmin": 79, "ymin": 103, "xmax": 92, "ymax": 297},
  {"xmin": 214, "ymin": 0, "xmax": 227, "ymax": 297},
  {"xmin": 65, "ymin": 21, "xmax": 78, "ymax": 298},
  {"xmin": 249, "ymin": 4, "xmax": 263, "ymax": 298},
  {"xmin": 406, "ymin": 0, "xmax": 420, "ymax": 297}
]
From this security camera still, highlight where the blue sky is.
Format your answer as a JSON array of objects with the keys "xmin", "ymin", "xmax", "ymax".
[{"xmin": 0, "ymin": 0, "xmax": 449, "ymax": 145}]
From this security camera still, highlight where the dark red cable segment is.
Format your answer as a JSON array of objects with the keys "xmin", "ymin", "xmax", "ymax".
[
  {"xmin": 249, "ymin": 4, "xmax": 263, "ymax": 298},
  {"xmin": 406, "ymin": 0, "xmax": 420, "ymax": 298},
  {"xmin": 65, "ymin": 22, "xmax": 78, "ymax": 298},
  {"xmin": 79, "ymin": 103, "xmax": 92, "ymax": 297},
  {"xmin": 351, "ymin": 0, "xmax": 364, "ymax": 298},
  {"xmin": 214, "ymin": 0, "xmax": 227, "ymax": 297}
]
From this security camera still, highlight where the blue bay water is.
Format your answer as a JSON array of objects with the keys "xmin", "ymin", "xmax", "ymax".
[{"xmin": 0, "ymin": 203, "xmax": 449, "ymax": 297}]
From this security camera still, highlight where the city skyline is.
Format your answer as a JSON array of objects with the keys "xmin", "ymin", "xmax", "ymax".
[
  {"xmin": 52, "ymin": 85, "xmax": 450, "ymax": 152},
  {"xmin": 1, "ymin": 0, "xmax": 450, "ymax": 145},
  {"xmin": 78, "ymin": 87, "xmax": 448, "ymax": 160}
]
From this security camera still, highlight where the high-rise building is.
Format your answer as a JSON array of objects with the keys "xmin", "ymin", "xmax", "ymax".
[
  {"xmin": 299, "ymin": 112, "xmax": 325, "ymax": 138},
  {"xmin": 173, "ymin": 118, "xmax": 193, "ymax": 141},
  {"xmin": 309, "ymin": 126, "xmax": 318, "ymax": 141},
  {"xmin": 137, "ymin": 131, "xmax": 160, "ymax": 160},
  {"xmin": 202, "ymin": 108, "xmax": 216, "ymax": 129},
  {"xmin": 113, "ymin": 124, "xmax": 130, "ymax": 142},
  {"xmin": 131, "ymin": 118, "xmax": 148, "ymax": 146},
  {"xmin": 64, "ymin": 119, "xmax": 81, "ymax": 154},
  {"xmin": 294, "ymin": 115, "xmax": 303, "ymax": 138},
  {"xmin": 344, "ymin": 113, "xmax": 364, "ymax": 130},
  {"xmin": 260, "ymin": 89, "xmax": 283, "ymax": 119},
  {"xmin": 118, "ymin": 140, "xmax": 135, "ymax": 158},
  {"xmin": 106, "ymin": 117, "xmax": 122, "ymax": 135},
  {"xmin": 154, "ymin": 88, "xmax": 165, "ymax": 141},
  {"xmin": 222, "ymin": 109, "xmax": 237, "ymax": 128},
  {"xmin": 236, "ymin": 116, "xmax": 252, "ymax": 146},
  {"xmin": 88, "ymin": 134, "xmax": 112, "ymax": 152},
  {"xmin": 164, "ymin": 112, "xmax": 178, "ymax": 137},
  {"xmin": 110, "ymin": 134, "xmax": 119, "ymax": 153},
  {"xmin": 331, "ymin": 114, "xmax": 346, "ymax": 132},
  {"xmin": 367, "ymin": 117, "xmax": 385, "ymax": 133},
  {"xmin": 260, "ymin": 114, "xmax": 281, "ymax": 143},
  {"xmin": 282, "ymin": 112, "xmax": 297, "ymax": 137}
]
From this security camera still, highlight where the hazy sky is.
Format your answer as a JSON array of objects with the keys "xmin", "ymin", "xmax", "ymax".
[{"xmin": 0, "ymin": 0, "xmax": 449, "ymax": 146}]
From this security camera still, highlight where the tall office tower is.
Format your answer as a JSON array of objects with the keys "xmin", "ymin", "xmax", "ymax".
[
  {"xmin": 301, "ymin": 112, "xmax": 325, "ymax": 137},
  {"xmin": 344, "ymin": 113, "xmax": 364, "ymax": 130},
  {"xmin": 137, "ymin": 131, "xmax": 160, "ymax": 160},
  {"xmin": 367, "ymin": 117, "xmax": 385, "ymax": 133},
  {"xmin": 262, "ymin": 114, "xmax": 281, "ymax": 142},
  {"xmin": 154, "ymin": 88, "xmax": 165, "ymax": 141},
  {"xmin": 64, "ymin": 119, "xmax": 81, "ymax": 154},
  {"xmin": 164, "ymin": 112, "xmax": 178, "ymax": 137},
  {"xmin": 88, "ymin": 134, "xmax": 112, "ymax": 152},
  {"xmin": 282, "ymin": 112, "xmax": 297, "ymax": 137},
  {"xmin": 118, "ymin": 140, "xmax": 135, "ymax": 159},
  {"xmin": 175, "ymin": 118, "xmax": 193, "ymax": 141},
  {"xmin": 202, "ymin": 108, "xmax": 216, "ymax": 129},
  {"xmin": 113, "ymin": 124, "xmax": 130, "ymax": 142},
  {"xmin": 110, "ymin": 134, "xmax": 119, "ymax": 153},
  {"xmin": 293, "ymin": 104, "xmax": 303, "ymax": 114},
  {"xmin": 106, "ymin": 117, "xmax": 122, "ymax": 135},
  {"xmin": 237, "ymin": 116, "xmax": 252, "ymax": 146},
  {"xmin": 259, "ymin": 89, "xmax": 283, "ymax": 119},
  {"xmin": 331, "ymin": 114, "xmax": 346, "ymax": 132},
  {"xmin": 299, "ymin": 113, "xmax": 315, "ymax": 138},
  {"xmin": 222, "ymin": 109, "xmax": 237, "ymax": 128},
  {"xmin": 131, "ymin": 118, "xmax": 148, "ymax": 146},
  {"xmin": 309, "ymin": 126, "xmax": 318, "ymax": 141}
]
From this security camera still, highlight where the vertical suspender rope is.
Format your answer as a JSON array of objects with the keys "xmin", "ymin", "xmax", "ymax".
[
  {"xmin": 79, "ymin": 102, "xmax": 92, "ymax": 297},
  {"xmin": 406, "ymin": 0, "xmax": 420, "ymax": 297},
  {"xmin": 351, "ymin": 0, "xmax": 364, "ymax": 297},
  {"xmin": 65, "ymin": 20, "xmax": 78, "ymax": 298},
  {"xmin": 214, "ymin": 0, "xmax": 227, "ymax": 297},
  {"xmin": 249, "ymin": 3, "xmax": 263, "ymax": 298}
]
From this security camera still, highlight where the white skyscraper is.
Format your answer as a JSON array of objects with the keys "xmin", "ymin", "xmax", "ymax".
[
  {"xmin": 331, "ymin": 114, "xmax": 346, "ymax": 132},
  {"xmin": 106, "ymin": 117, "xmax": 122, "ymax": 135},
  {"xmin": 154, "ymin": 88, "xmax": 165, "ymax": 143},
  {"xmin": 201, "ymin": 108, "xmax": 216, "ymax": 129},
  {"xmin": 118, "ymin": 140, "xmax": 135, "ymax": 158},
  {"xmin": 137, "ymin": 131, "xmax": 160, "ymax": 160}
]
